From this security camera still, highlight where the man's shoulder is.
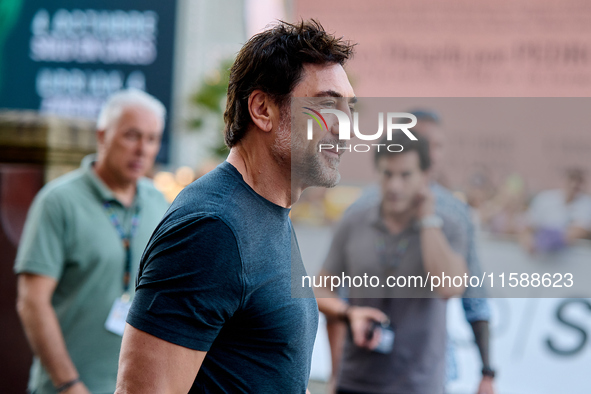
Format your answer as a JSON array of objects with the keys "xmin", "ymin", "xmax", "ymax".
[
  {"xmin": 572, "ymin": 193, "xmax": 591, "ymax": 215},
  {"xmin": 432, "ymin": 183, "xmax": 471, "ymax": 223},
  {"xmin": 577, "ymin": 193, "xmax": 591, "ymax": 208},
  {"xmin": 432, "ymin": 183, "xmax": 468, "ymax": 209},
  {"xmin": 158, "ymin": 162, "xmax": 290, "ymax": 248},
  {"xmin": 168, "ymin": 164, "xmax": 238, "ymax": 217},
  {"xmin": 155, "ymin": 164, "xmax": 248, "ymax": 237},
  {"xmin": 341, "ymin": 198, "xmax": 377, "ymax": 225},
  {"xmin": 344, "ymin": 185, "xmax": 380, "ymax": 217},
  {"xmin": 534, "ymin": 189, "xmax": 561, "ymax": 202},
  {"xmin": 137, "ymin": 177, "xmax": 169, "ymax": 208},
  {"xmin": 33, "ymin": 168, "xmax": 88, "ymax": 207}
]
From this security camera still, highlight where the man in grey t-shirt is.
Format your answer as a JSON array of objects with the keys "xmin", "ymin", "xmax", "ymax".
[{"xmin": 316, "ymin": 132, "xmax": 468, "ymax": 394}]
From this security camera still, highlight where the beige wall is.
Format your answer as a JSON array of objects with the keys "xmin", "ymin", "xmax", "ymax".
[{"xmin": 294, "ymin": 0, "xmax": 591, "ymax": 193}]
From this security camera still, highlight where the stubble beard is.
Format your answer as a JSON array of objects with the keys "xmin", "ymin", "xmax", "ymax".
[{"xmin": 271, "ymin": 113, "xmax": 342, "ymax": 189}]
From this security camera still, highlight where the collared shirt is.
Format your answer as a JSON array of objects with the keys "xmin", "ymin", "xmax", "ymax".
[
  {"xmin": 347, "ymin": 183, "xmax": 491, "ymax": 306},
  {"xmin": 324, "ymin": 197, "xmax": 468, "ymax": 394},
  {"xmin": 15, "ymin": 155, "xmax": 169, "ymax": 394}
]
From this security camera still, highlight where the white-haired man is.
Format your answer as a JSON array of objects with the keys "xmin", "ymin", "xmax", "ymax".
[{"xmin": 15, "ymin": 89, "xmax": 169, "ymax": 394}]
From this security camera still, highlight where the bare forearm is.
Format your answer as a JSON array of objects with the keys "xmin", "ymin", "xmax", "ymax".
[
  {"xmin": 421, "ymin": 228, "xmax": 467, "ymax": 279},
  {"xmin": 315, "ymin": 286, "xmax": 348, "ymax": 381},
  {"xmin": 116, "ymin": 324, "xmax": 206, "ymax": 394},
  {"xmin": 566, "ymin": 225, "xmax": 588, "ymax": 244},
  {"xmin": 326, "ymin": 319, "xmax": 347, "ymax": 382},
  {"xmin": 472, "ymin": 320, "xmax": 496, "ymax": 393},
  {"xmin": 315, "ymin": 281, "xmax": 388, "ymax": 351},
  {"xmin": 17, "ymin": 300, "xmax": 79, "ymax": 386},
  {"xmin": 471, "ymin": 320, "xmax": 491, "ymax": 367},
  {"xmin": 316, "ymin": 289, "xmax": 349, "ymax": 321}
]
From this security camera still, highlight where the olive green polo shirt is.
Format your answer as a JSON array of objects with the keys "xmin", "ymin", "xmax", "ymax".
[{"xmin": 15, "ymin": 155, "xmax": 169, "ymax": 394}]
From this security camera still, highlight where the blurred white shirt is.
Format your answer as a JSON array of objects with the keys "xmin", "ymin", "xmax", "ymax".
[{"xmin": 527, "ymin": 189, "xmax": 591, "ymax": 231}]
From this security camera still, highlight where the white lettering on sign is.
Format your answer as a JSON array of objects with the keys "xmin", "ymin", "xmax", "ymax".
[{"xmin": 29, "ymin": 9, "xmax": 158, "ymax": 65}]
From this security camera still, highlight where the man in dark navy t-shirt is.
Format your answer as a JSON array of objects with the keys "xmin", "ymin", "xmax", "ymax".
[{"xmin": 115, "ymin": 20, "xmax": 356, "ymax": 394}]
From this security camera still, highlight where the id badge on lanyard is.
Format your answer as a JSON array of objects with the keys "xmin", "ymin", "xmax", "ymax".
[{"xmin": 103, "ymin": 201, "xmax": 139, "ymax": 336}]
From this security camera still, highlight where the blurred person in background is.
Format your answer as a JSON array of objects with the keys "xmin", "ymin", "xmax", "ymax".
[
  {"xmin": 14, "ymin": 89, "xmax": 169, "ymax": 394},
  {"xmin": 477, "ymin": 174, "xmax": 528, "ymax": 236},
  {"xmin": 316, "ymin": 131, "xmax": 469, "ymax": 394},
  {"xmin": 521, "ymin": 168, "xmax": 591, "ymax": 253},
  {"xmin": 323, "ymin": 110, "xmax": 496, "ymax": 394},
  {"xmin": 463, "ymin": 166, "xmax": 495, "ymax": 230},
  {"xmin": 115, "ymin": 20, "xmax": 356, "ymax": 394}
]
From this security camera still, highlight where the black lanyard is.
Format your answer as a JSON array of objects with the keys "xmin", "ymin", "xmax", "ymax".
[{"xmin": 103, "ymin": 201, "xmax": 140, "ymax": 294}]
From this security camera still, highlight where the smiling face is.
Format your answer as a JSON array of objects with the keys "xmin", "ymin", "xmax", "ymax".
[
  {"xmin": 97, "ymin": 105, "xmax": 163, "ymax": 184},
  {"xmin": 377, "ymin": 151, "xmax": 428, "ymax": 216},
  {"xmin": 279, "ymin": 62, "xmax": 355, "ymax": 188}
]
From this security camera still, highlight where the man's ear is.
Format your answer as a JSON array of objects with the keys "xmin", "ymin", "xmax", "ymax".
[
  {"xmin": 96, "ymin": 129, "xmax": 108, "ymax": 152},
  {"xmin": 248, "ymin": 90, "xmax": 278, "ymax": 133}
]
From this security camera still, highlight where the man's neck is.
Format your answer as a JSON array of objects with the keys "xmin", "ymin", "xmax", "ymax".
[
  {"xmin": 93, "ymin": 162, "xmax": 136, "ymax": 207},
  {"xmin": 227, "ymin": 144, "xmax": 294, "ymax": 208},
  {"xmin": 381, "ymin": 207, "xmax": 415, "ymax": 235}
]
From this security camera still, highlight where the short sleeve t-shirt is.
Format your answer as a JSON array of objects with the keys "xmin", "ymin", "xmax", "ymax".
[{"xmin": 127, "ymin": 161, "xmax": 318, "ymax": 393}]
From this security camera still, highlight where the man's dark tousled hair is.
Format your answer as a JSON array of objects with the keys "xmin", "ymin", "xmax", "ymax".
[
  {"xmin": 223, "ymin": 19, "xmax": 355, "ymax": 147},
  {"xmin": 374, "ymin": 131, "xmax": 431, "ymax": 171}
]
